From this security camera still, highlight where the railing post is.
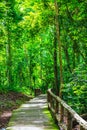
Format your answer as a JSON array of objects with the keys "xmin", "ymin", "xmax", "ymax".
[
  {"xmin": 80, "ymin": 126, "xmax": 85, "ymax": 130},
  {"xmin": 50, "ymin": 94, "xmax": 52, "ymax": 107},
  {"xmin": 67, "ymin": 111, "xmax": 72, "ymax": 130},
  {"xmin": 60, "ymin": 105, "xmax": 64, "ymax": 123},
  {"xmin": 54, "ymin": 100, "xmax": 59, "ymax": 124},
  {"xmin": 47, "ymin": 91, "xmax": 49, "ymax": 102},
  {"xmin": 52, "ymin": 97, "xmax": 54, "ymax": 109},
  {"xmin": 47, "ymin": 91, "xmax": 49, "ymax": 109},
  {"xmin": 55, "ymin": 100, "xmax": 58, "ymax": 113}
]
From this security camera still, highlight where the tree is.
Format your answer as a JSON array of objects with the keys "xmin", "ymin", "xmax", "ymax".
[{"xmin": 54, "ymin": 0, "xmax": 63, "ymax": 97}]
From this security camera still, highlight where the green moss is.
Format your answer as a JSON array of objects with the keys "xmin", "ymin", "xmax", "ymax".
[{"xmin": 43, "ymin": 108, "xmax": 59, "ymax": 130}]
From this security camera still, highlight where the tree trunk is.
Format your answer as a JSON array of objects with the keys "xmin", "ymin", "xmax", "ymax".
[
  {"xmin": 29, "ymin": 50, "xmax": 32, "ymax": 89},
  {"xmin": 40, "ymin": 39, "xmax": 43, "ymax": 85},
  {"xmin": 6, "ymin": 1, "xmax": 12, "ymax": 88},
  {"xmin": 6, "ymin": 41, "xmax": 12, "ymax": 88},
  {"xmin": 53, "ymin": 33, "xmax": 59, "ymax": 95},
  {"xmin": 62, "ymin": 45, "xmax": 72, "ymax": 73},
  {"xmin": 54, "ymin": 0, "xmax": 63, "ymax": 97},
  {"xmin": 24, "ymin": 45, "xmax": 31, "ymax": 87}
]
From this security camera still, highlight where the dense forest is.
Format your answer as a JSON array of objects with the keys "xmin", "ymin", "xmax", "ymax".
[{"xmin": 0, "ymin": 0, "xmax": 87, "ymax": 117}]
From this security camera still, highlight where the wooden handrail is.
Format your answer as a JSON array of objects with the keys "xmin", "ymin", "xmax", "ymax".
[{"xmin": 47, "ymin": 89, "xmax": 87, "ymax": 130}]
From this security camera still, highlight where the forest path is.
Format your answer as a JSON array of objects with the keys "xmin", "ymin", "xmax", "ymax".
[{"xmin": 6, "ymin": 94, "xmax": 58, "ymax": 130}]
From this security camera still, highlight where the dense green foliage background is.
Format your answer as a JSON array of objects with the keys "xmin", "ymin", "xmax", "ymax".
[{"xmin": 0, "ymin": 0, "xmax": 87, "ymax": 114}]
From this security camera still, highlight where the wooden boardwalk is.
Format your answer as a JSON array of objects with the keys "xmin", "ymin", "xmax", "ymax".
[{"xmin": 6, "ymin": 95, "xmax": 58, "ymax": 130}]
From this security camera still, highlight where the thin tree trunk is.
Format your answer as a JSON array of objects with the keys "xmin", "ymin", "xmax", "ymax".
[
  {"xmin": 65, "ymin": 4, "xmax": 82, "ymax": 69},
  {"xmin": 6, "ymin": 39, "xmax": 12, "ymax": 88},
  {"xmin": 53, "ymin": 33, "xmax": 59, "ymax": 95},
  {"xmin": 24, "ymin": 45, "xmax": 31, "ymax": 87},
  {"xmin": 62, "ymin": 45, "xmax": 72, "ymax": 73},
  {"xmin": 54, "ymin": 0, "xmax": 63, "ymax": 97},
  {"xmin": 29, "ymin": 50, "xmax": 32, "ymax": 89},
  {"xmin": 6, "ymin": 1, "xmax": 12, "ymax": 88},
  {"xmin": 40, "ymin": 39, "xmax": 43, "ymax": 84}
]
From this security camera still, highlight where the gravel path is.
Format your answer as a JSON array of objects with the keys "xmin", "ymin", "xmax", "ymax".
[{"xmin": 6, "ymin": 94, "xmax": 58, "ymax": 130}]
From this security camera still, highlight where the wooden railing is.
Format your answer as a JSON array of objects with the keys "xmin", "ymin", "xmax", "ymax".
[{"xmin": 47, "ymin": 89, "xmax": 87, "ymax": 130}]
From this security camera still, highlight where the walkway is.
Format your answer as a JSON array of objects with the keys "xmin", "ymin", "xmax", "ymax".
[{"xmin": 6, "ymin": 95, "xmax": 58, "ymax": 130}]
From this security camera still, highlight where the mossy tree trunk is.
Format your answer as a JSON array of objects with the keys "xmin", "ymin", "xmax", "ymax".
[{"xmin": 54, "ymin": 0, "xmax": 63, "ymax": 97}]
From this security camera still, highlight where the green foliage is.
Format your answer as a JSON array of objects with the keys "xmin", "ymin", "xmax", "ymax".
[{"xmin": 62, "ymin": 63, "xmax": 87, "ymax": 114}]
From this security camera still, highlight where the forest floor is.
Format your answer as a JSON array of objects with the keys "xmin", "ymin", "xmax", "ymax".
[{"xmin": 0, "ymin": 92, "xmax": 32, "ymax": 129}]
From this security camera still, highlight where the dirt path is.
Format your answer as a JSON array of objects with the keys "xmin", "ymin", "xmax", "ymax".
[{"xmin": 6, "ymin": 94, "xmax": 59, "ymax": 130}]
